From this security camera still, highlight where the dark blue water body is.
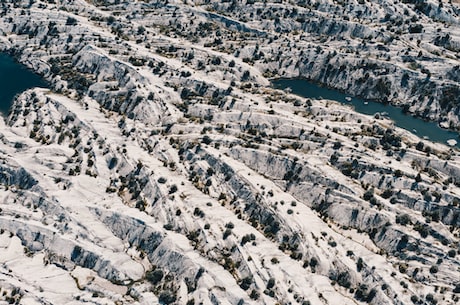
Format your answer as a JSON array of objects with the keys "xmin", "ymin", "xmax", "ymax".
[
  {"xmin": 272, "ymin": 78, "xmax": 460, "ymax": 148},
  {"xmin": 0, "ymin": 53, "xmax": 48, "ymax": 115}
]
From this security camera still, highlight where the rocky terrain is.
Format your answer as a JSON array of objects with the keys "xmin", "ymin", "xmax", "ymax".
[{"xmin": 0, "ymin": 0, "xmax": 459, "ymax": 304}]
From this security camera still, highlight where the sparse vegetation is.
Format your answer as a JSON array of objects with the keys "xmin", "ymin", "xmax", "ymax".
[{"xmin": 2, "ymin": 1, "xmax": 459, "ymax": 304}]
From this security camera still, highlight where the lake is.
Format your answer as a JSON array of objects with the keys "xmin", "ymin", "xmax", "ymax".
[
  {"xmin": 0, "ymin": 53, "xmax": 48, "ymax": 115},
  {"xmin": 272, "ymin": 78, "xmax": 460, "ymax": 148}
]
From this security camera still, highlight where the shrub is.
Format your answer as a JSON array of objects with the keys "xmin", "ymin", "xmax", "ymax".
[
  {"xmin": 425, "ymin": 293, "xmax": 436, "ymax": 304},
  {"xmin": 66, "ymin": 17, "xmax": 78, "ymax": 26},
  {"xmin": 146, "ymin": 269, "xmax": 164, "ymax": 285},
  {"xmin": 396, "ymin": 214, "xmax": 411, "ymax": 226},
  {"xmin": 337, "ymin": 271, "xmax": 351, "ymax": 288},
  {"xmin": 169, "ymin": 184, "xmax": 178, "ymax": 194},
  {"xmin": 429, "ymin": 265, "xmax": 438, "ymax": 274},
  {"xmin": 239, "ymin": 276, "xmax": 252, "ymax": 290},
  {"xmin": 242, "ymin": 70, "xmax": 250, "ymax": 81},
  {"xmin": 333, "ymin": 141, "xmax": 342, "ymax": 150},
  {"xmin": 223, "ymin": 228, "xmax": 232, "ymax": 240},
  {"xmin": 193, "ymin": 207, "xmax": 205, "ymax": 218},
  {"xmin": 409, "ymin": 24, "xmax": 423, "ymax": 34},
  {"xmin": 267, "ymin": 277, "xmax": 275, "ymax": 289},
  {"xmin": 249, "ymin": 289, "xmax": 260, "ymax": 300},
  {"xmin": 241, "ymin": 233, "xmax": 256, "ymax": 246},
  {"xmin": 399, "ymin": 263, "xmax": 408, "ymax": 274},
  {"xmin": 381, "ymin": 189, "xmax": 393, "ymax": 199},
  {"xmin": 158, "ymin": 290, "xmax": 177, "ymax": 304},
  {"xmin": 310, "ymin": 257, "xmax": 318, "ymax": 267},
  {"xmin": 202, "ymin": 135, "xmax": 212, "ymax": 145},
  {"xmin": 357, "ymin": 257, "xmax": 364, "ymax": 272},
  {"xmin": 416, "ymin": 141, "xmax": 424, "ymax": 151},
  {"xmin": 414, "ymin": 223, "xmax": 429, "ymax": 238}
]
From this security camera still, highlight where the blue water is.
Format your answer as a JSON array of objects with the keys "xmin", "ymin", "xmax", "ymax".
[
  {"xmin": 0, "ymin": 53, "xmax": 48, "ymax": 115},
  {"xmin": 272, "ymin": 78, "xmax": 460, "ymax": 148}
]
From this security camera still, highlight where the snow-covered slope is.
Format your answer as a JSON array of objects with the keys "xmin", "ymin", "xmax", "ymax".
[{"xmin": 0, "ymin": 1, "xmax": 459, "ymax": 305}]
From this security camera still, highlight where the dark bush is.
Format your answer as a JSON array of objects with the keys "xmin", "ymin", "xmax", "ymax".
[
  {"xmin": 202, "ymin": 135, "xmax": 212, "ymax": 145},
  {"xmin": 357, "ymin": 257, "xmax": 364, "ymax": 272},
  {"xmin": 169, "ymin": 184, "xmax": 178, "ymax": 194},
  {"xmin": 396, "ymin": 214, "xmax": 411, "ymax": 226},
  {"xmin": 337, "ymin": 271, "xmax": 351, "ymax": 288},
  {"xmin": 158, "ymin": 290, "xmax": 177, "ymax": 304},
  {"xmin": 249, "ymin": 289, "xmax": 260, "ymax": 300},
  {"xmin": 239, "ymin": 276, "xmax": 252, "ymax": 291},
  {"xmin": 66, "ymin": 17, "xmax": 78, "ymax": 26},
  {"xmin": 146, "ymin": 269, "xmax": 164, "ymax": 285},
  {"xmin": 223, "ymin": 228, "xmax": 232, "ymax": 240},
  {"xmin": 267, "ymin": 277, "xmax": 275, "ymax": 289},
  {"xmin": 409, "ymin": 24, "xmax": 423, "ymax": 33},
  {"xmin": 429, "ymin": 265, "xmax": 438, "ymax": 274},
  {"xmin": 416, "ymin": 141, "xmax": 424, "ymax": 151}
]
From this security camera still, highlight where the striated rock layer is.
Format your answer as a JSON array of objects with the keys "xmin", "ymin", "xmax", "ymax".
[{"xmin": 0, "ymin": 1, "xmax": 459, "ymax": 305}]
